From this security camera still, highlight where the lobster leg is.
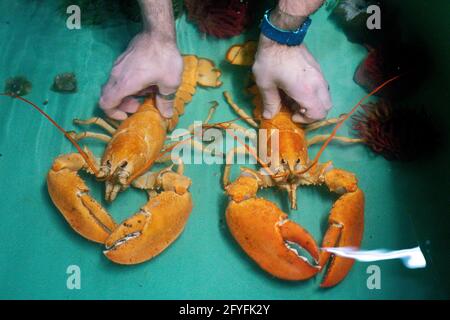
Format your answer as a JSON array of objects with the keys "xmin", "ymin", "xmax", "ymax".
[
  {"xmin": 223, "ymin": 91, "xmax": 259, "ymax": 127},
  {"xmin": 170, "ymin": 101, "xmax": 219, "ymax": 141},
  {"xmin": 224, "ymin": 146, "xmax": 248, "ymax": 187},
  {"xmin": 223, "ymin": 145, "xmax": 272, "ymax": 188},
  {"xmin": 47, "ymin": 152, "xmax": 117, "ymax": 243},
  {"xmin": 204, "ymin": 101, "xmax": 218, "ymax": 123},
  {"xmin": 162, "ymin": 103, "xmax": 223, "ymax": 162},
  {"xmin": 307, "ymin": 135, "xmax": 363, "ymax": 147},
  {"xmin": 304, "ymin": 115, "xmax": 346, "ymax": 132},
  {"xmin": 132, "ymin": 159, "xmax": 185, "ymax": 191},
  {"xmin": 314, "ymin": 167, "xmax": 365, "ymax": 288},
  {"xmin": 67, "ymin": 131, "xmax": 112, "ymax": 143},
  {"xmin": 215, "ymin": 122, "xmax": 257, "ymax": 140},
  {"xmin": 104, "ymin": 117, "xmax": 121, "ymax": 129},
  {"xmin": 74, "ymin": 117, "xmax": 117, "ymax": 134}
]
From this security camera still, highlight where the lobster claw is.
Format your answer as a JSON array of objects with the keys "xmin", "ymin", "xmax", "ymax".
[
  {"xmin": 226, "ymin": 196, "xmax": 320, "ymax": 280},
  {"xmin": 47, "ymin": 153, "xmax": 117, "ymax": 243},
  {"xmin": 319, "ymin": 169, "xmax": 365, "ymax": 288},
  {"xmin": 104, "ymin": 189, "xmax": 193, "ymax": 265}
]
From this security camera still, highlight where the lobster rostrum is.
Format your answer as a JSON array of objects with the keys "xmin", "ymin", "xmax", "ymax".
[
  {"xmin": 220, "ymin": 41, "xmax": 387, "ymax": 287},
  {"xmin": 10, "ymin": 55, "xmax": 222, "ymax": 264}
]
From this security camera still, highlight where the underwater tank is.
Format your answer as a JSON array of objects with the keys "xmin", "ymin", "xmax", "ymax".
[{"xmin": 0, "ymin": 0, "xmax": 448, "ymax": 300}]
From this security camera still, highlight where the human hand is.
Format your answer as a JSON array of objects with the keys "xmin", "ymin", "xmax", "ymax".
[
  {"xmin": 253, "ymin": 0, "xmax": 331, "ymax": 123},
  {"xmin": 253, "ymin": 38, "xmax": 331, "ymax": 123},
  {"xmin": 99, "ymin": 32, "xmax": 183, "ymax": 120}
]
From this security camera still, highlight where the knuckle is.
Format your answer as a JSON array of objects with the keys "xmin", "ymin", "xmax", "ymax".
[
  {"xmin": 254, "ymin": 74, "xmax": 273, "ymax": 90},
  {"xmin": 252, "ymin": 62, "xmax": 268, "ymax": 78},
  {"xmin": 161, "ymin": 75, "xmax": 181, "ymax": 91},
  {"xmin": 99, "ymin": 95, "xmax": 112, "ymax": 110},
  {"xmin": 110, "ymin": 66, "xmax": 121, "ymax": 78},
  {"xmin": 251, "ymin": 62, "xmax": 260, "ymax": 74}
]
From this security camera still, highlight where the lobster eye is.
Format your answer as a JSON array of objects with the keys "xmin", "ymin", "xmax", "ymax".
[
  {"xmin": 119, "ymin": 161, "xmax": 128, "ymax": 169},
  {"xmin": 281, "ymin": 159, "xmax": 286, "ymax": 164},
  {"xmin": 296, "ymin": 159, "xmax": 301, "ymax": 164}
]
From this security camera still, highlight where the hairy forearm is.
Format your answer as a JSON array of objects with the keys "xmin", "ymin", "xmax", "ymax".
[
  {"xmin": 271, "ymin": 0, "xmax": 325, "ymax": 30},
  {"xmin": 139, "ymin": 0, "xmax": 176, "ymax": 41},
  {"xmin": 278, "ymin": 0, "xmax": 325, "ymax": 16}
]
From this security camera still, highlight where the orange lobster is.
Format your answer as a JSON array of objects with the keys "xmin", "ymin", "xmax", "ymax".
[
  {"xmin": 222, "ymin": 42, "xmax": 398, "ymax": 287},
  {"xmin": 5, "ymin": 55, "xmax": 222, "ymax": 265}
]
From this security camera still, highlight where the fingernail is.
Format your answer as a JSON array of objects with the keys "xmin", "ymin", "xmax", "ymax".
[
  {"xmin": 292, "ymin": 113, "xmax": 308, "ymax": 124},
  {"xmin": 292, "ymin": 114, "xmax": 301, "ymax": 122},
  {"xmin": 161, "ymin": 108, "xmax": 174, "ymax": 118},
  {"xmin": 99, "ymin": 97, "xmax": 107, "ymax": 110},
  {"xmin": 106, "ymin": 109, "xmax": 127, "ymax": 120},
  {"xmin": 263, "ymin": 110, "xmax": 273, "ymax": 119}
]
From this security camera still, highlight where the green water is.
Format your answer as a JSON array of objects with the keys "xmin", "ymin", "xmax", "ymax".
[{"xmin": 0, "ymin": 1, "xmax": 448, "ymax": 299}]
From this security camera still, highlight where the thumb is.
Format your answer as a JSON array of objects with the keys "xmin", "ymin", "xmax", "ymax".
[{"xmin": 259, "ymin": 85, "xmax": 282, "ymax": 119}]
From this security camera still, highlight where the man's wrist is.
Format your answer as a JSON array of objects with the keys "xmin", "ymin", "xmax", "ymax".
[
  {"xmin": 139, "ymin": 0, "xmax": 176, "ymax": 42},
  {"xmin": 258, "ymin": 33, "xmax": 283, "ymax": 50},
  {"xmin": 269, "ymin": 6, "xmax": 307, "ymax": 31},
  {"xmin": 258, "ymin": 33, "xmax": 305, "ymax": 50}
]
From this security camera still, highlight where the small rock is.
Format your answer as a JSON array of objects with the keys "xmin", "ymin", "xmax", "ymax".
[{"xmin": 52, "ymin": 72, "xmax": 77, "ymax": 93}]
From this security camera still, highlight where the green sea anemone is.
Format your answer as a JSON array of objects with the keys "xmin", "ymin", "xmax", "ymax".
[{"xmin": 4, "ymin": 76, "xmax": 32, "ymax": 96}]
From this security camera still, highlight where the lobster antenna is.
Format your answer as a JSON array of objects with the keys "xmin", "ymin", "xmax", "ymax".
[
  {"xmin": 296, "ymin": 74, "xmax": 402, "ymax": 175},
  {"xmin": 0, "ymin": 93, "xmax": 99, "ymax": 175},
  {"xmin": 220, "ymin": 124, "xmax": 274, "ymax": 176}
]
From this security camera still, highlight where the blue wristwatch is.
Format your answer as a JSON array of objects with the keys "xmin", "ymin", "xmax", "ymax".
[{"xmin": 260, "ymin": 9, "xmax": 312, "ymax": 46}]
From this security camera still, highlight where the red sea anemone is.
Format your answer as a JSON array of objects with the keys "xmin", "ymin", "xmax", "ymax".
[
  {"xmin": 354, "ymin": 44, "xmax": 430, "ymax": 99},
  {"xmin": 184, "ymin": 0, "xmax": 257, "ymax": 38},
  {"xmin": 354, "ymin": 48, "xmax": 388, "ymax": 94},
  {"xmin": 352, "ymin": 100, "xmax": 440, "ymax": 161}
]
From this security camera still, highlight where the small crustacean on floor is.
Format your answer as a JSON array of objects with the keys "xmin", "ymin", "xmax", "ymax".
[
  {"xmin": 219, "ymin": 42, "xmax": 398, "ymax": 287},
  {"xmin": 3, "ymin": 55, "xmax": 222, "ymax": 265},
  {"xmin": 52, "ymin": 72, "xmax": 77, "ymax": 93}
]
